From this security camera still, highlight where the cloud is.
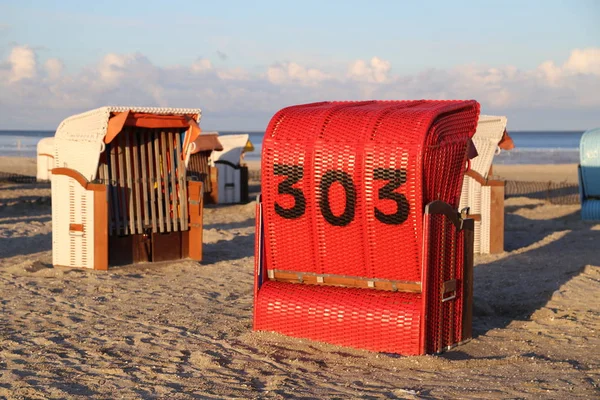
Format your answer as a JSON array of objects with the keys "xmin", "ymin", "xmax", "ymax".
[
  {"xmin": 7, "ymin": 46, "xmax": 37, "ymax": 83},
  {"xmin": 564, "ymin": 48, "xmax": 600, "ymax": 76},
  {"xmin": 348, "ymin": 57, "xmax": 391, "ymax": 83},
  {"xmin": 191, "ymin": 58, "xmax": 213, "ymax": 73},
  {"xmin": 0, "ymin": 46, "xmax": 599, "ymax": 130},
  {"xmin": 267, "ymin": 62, "xmax": 330, "ymax": 86},
  {"xmin": 45, "ymin": 58, "xmax": 64, "ymax": 80}
]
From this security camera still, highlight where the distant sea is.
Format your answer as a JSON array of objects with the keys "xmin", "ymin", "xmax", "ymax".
[{"xmin": 0, "ymin": 129, "xmax": 585, "ymax": 165}]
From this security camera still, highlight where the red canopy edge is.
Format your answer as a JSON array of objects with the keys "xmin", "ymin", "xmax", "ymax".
[{"xmin": 105, "ymin": 111, "xmax": 200, "ymax": 144}]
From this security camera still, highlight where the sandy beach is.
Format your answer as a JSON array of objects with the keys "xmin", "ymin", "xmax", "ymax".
[{"xmin": 0, "ymin": 158, "xmax": 598, "ymax": 399}]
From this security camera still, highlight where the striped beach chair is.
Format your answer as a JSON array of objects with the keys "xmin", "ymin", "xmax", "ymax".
[
  {"xmin": 51, "ymin": 107, "xmax": 205, "ymax": 270},
  {"xmin": 459, "ymin": 115, "xmax": 511, "ymax": 254},
  {"xmin": 254, "ymin": 100, "xmax": 479, "ymax": 355},
  {"xmin": 579, "ymin": 127, "xmax": 600, "ymax": 220}
]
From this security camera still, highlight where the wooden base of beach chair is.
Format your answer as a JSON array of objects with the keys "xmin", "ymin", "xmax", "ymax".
[{"xmin": 52, "ymin": 167, "xmax": 204, "ymax": 270}]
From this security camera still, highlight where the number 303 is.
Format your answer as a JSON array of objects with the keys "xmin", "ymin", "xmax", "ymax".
[{"xmin": 273, "ymin": 164, "xmax": 409, "ymax": 226}]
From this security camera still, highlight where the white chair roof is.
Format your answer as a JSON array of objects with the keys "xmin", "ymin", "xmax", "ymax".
[
  {"xmin": 53, "ymin": 106, "xmax": 201, "ymax": 181},
  {"xmin": 37, "ymin": 137, "xmax": 54, "ymax": 153},
  {"xmin": 211, "ymin": 134, "xmax": 253, "ymax": 165},
  {"xmin": 470, "ymin": 115, "xmax": 508, "ymax": 178}
]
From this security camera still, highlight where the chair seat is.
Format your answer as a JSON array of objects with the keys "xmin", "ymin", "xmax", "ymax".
[{"xmin": 254, "ymin": 281, "xmax": 423, "ymax": 354}]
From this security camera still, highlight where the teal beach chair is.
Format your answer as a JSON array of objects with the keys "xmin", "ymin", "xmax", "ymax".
[{"xmin": 579, "ymin": 127, "xmax": 600, "ymax": 220}]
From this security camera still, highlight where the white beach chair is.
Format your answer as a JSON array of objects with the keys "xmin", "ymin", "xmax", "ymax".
[
  {"xmin": 211, "ymin": 134, "xmax": 254, "ymax": 204},
  {"xmin": 459, "ymin": 115, "xmax": 509, "ymax": 254},
  {"xmin": 51, "ymin": 106, "xmax": 205, "ymax": 270},
  {"xmin": 36, "ymin": 137, "xmax": 54, "ymax": 182}
]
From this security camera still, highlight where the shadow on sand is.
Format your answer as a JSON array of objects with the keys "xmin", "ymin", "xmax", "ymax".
[{"xmin": 471, "ymin": 205, "xmax": 598, "ymax": 337}]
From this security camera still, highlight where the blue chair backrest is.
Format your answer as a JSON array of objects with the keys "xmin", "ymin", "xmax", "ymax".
[{"xmin": 580, "ymin": 127, "xmax": 600, "ymax": 197}]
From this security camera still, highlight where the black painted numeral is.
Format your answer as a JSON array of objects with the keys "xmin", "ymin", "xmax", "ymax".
[
  {"xmin": 373, "ymin": 168, "xmax": 409, "ymax": 225},
  {"xmin": 319, "ymin": 170, "xmax": 356, "ymax": 226},
  {"xmin": 273, "ymin": 165, "xmax": 409, "ymax": 226},
  {"xmin": 274, "ymin": 164, "xmax": 306, "ymax": 219}
]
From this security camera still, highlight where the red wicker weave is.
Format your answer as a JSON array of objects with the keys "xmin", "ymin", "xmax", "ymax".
[{"xmin": 254, "ymin": 100, "xmax": 479, "ymax": 355}]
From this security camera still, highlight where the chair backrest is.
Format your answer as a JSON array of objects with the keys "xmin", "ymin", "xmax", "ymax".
[
  {"xmin": 99, "ymin": 126, "xmax": 188, "ymax": 236},
  {"xmin": 580, "ymin": 127, "xmax": 600, "ymax": 197},
  {"xmin": 458, "ymin": 115, "xmax": 507, "ymax": 213},
  {"xmin": 261, "ymin": 100, "xmax": 479, "ymax": 283},
  {"xmin": 470, "ymin": 115, "xmax": 507, "ymax": 178},
  {"xmin": 212, "ymin": 134, "xmax": 251, "ymax": 166},
  {"xmin": 53, "ymin": 107, "xmax": 203, "ymax": 237}
]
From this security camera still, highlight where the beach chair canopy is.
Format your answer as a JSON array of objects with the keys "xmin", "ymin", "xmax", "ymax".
[
  {"xmin": 254, "ymin": 100, "xmax": 480, "ymax": 354},
  {"xmin": 190, "ymin": 131, "xmax": 223, "ymax": 154},
  {"xmin": 53, "ymin": 106, "xmax": 201, "ymax": 181},
  {"xmin": 211, "ymin": 134, "xmax": 253, "ymax": 166},
  {"xmin": 469, "ymin": 115, "xmax": 508, "ymax": 178}
]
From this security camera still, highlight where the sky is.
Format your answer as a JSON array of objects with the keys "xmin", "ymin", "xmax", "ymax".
[{"xmin": 0, "ymin": 0, "xmax": 599, "ymax": 131}]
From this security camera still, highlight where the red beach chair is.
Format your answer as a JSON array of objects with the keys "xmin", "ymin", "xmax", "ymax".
[{"xmin": 254, "ymin": 100, "xmax": 479, "ymax": 355}]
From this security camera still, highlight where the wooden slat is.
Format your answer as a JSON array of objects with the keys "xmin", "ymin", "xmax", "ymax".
[
  {"xmin": 147, "ymin": 130, "xmax": 158, "ymax": 233},
  {"xmin": 188, "ymin": 181, "xmax": 203, "ymax": 261},
  {"xmin": 139, "ymin": 130, "xmax": 150, "ymax": 230},
  {"xmin": 98, "ymin": 159, "xmax": 105, "ymax": 182},
  {"xmin": 109, "ymin": 142, "xmax": 120, "ymax": 235},
  {"xmin": 90, "ymin": 183, "xmax": 108, "ymax": 270},
  {"xmin": 161, "ymin": 130, "xmax": 172, "ymax": 232},
  {"xmin": 131, "ymin": 130, "xmax": 143, "ymax": 234},
  {"xmin": 103, "ymin": 162, "xmax": 109, "ymax": 186},
  {"xmin": 268, "ymin": 270, "xmax": 422, "ymax": 293},
  {"xmin": 468, "ymin": 214, "xmax": 482, "ymax": 221},
  {"xmin": 209, "ymin": 166, "xmax": 218, "ymax": 204},
  {"xmin": 118, "ymin": 133, "xmax": 129, "ymax": 235},
  {"xmin": 175, "ymin": 131, "xmax": 188, "ymax": 231},
  {"xmin": 124, "ymin": 131, "xmax": 135, "ymax": 234},
  {"xmin": 168, "ymin": 130, "xmax": 179, "ymax": 232},
  {"xmin": 154, "ymin": 129, "xmax": 165, "ymax": 233},
  {"xmin": 490, "ymin": 184, "xmax": 505, "ymax": 253},
  {"xmin": 98, "ymin": 154, "xmax": 113, "ymax": 235}
]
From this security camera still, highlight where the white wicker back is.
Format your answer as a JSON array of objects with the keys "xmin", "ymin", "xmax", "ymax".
[
  {"xmin": 216, "ymin": 165, "xmax": 242, "ymax": 204},
  {"xmin": 459, "ymin": 115, "xmax": 508, "ymax": 254},
  {"xmin": 211, "ymin": 134, "xmax": 250, "ymax": 204}
]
